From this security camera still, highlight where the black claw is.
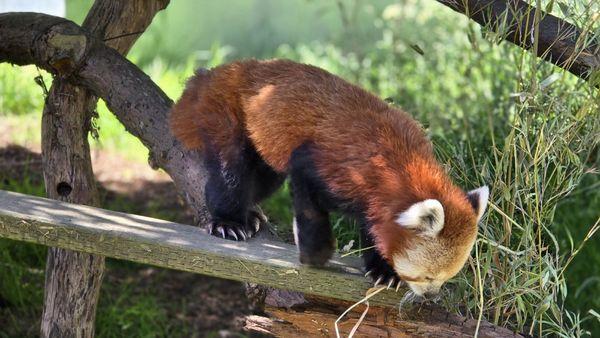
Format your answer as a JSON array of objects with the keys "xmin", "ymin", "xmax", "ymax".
[
  {"xmin": 362, "ymin": 244, "xmax": 400, "ymax": 289},
  {"xmin": 386, "ymin": 279, "xmax": 394, "ymax": 289},
  {"xmin": 207, "ymin": 205, "xmax": 271, "ymax": 242}
]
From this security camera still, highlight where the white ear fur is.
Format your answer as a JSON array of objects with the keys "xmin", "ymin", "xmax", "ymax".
[
  {"xmin": 467, "ymin": 185, "xmax": 489, "ymax": 223},
  {"xmin": 396, "ymin": 199, "xmax": 444, "ymax": 237}
]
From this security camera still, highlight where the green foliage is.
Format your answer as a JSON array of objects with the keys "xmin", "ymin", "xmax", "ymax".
[
  {"xmin": 554, "ymin": 175, "xmax": 600, "ymax": 333},
  {"xmin": 127, "ymin": 0, "xmax": 392, "ymax": 67},
  {"xmin": 96, "ymin": 281, "xmax": 186, "ymax": 338},
  {"xmin": 0, "ymin": 64, "xmax": 51, "ymax": 116},
  {"xmin": 0, "ymin": 239, "xmax": 46, "ymax": 338}
]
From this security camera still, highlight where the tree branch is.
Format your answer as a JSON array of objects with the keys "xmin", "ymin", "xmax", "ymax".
[
  {"xmin": 435, "ymin": 0, "xmax": 599, "ymax": 82},
  {"xmin": 0, "ymin": 12, "xmax": 210, "ymax": 224},
  {"xmin": 38, "ymin": 2, "xmax": 169, "ymax": 336}
]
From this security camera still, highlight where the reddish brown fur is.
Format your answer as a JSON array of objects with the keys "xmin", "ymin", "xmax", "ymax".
[{"xmin": 170, "ymin": 59, "xmax": 477, "ymax": 263}]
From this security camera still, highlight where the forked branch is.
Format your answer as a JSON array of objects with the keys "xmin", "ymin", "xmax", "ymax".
[{"xmin": 0, "ymin": 12, "xmax": 210, "ymax": 223}]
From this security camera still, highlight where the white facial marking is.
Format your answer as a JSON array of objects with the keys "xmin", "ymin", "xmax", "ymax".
[
  {"xmin": 393, "ymin": 248, "xmax": 452, "ymax": 297},
  {"xmin": 468, "ymin": 186, "xmax": 490, "ymax": 222},
  {"xmin": 392, "ymin": 254, "xmax": 426, "ymax": 278},
  {"xmin": 396, "ymin": 199, "xmax": 444, "ymax": 237},
  {"xmin": 406, "ymin": 280, "xmax": 443, "ymax": 296}
]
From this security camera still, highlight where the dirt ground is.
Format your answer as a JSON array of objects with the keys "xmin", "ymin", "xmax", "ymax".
[{"xmin": 0, "ymin": 144, "xmax": 256, "ymax": 336}]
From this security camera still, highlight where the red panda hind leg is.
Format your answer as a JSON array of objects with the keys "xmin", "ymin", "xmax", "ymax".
[{"xmin": 204, "ymin": 138, "xmax": 285, "ymax": 241}]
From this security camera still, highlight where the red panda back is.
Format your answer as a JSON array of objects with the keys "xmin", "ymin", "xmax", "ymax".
[
  {"xmin": 170, "ymin": 59, "xmax": 434, "ymax": 175},
  {"xmin": 170, "ymin": 68, "xmax": 212, "ymax": 150},
  {"xmin": 170, "ymin": 62, "xmax": 249, "ymax": 155}
]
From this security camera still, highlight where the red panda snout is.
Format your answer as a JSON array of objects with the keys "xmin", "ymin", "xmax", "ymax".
[{"xmin": 391, "ymin": 238, "xmax": 474, "ymax": 296}]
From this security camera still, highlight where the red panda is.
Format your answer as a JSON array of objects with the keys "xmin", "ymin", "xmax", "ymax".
[{"xmin": 170, "ymin": 59, "xmax": 489, "ymax": 296}]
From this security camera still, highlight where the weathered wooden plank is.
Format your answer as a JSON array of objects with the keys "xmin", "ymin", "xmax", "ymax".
[{"xmin": 0, "ymin": 190, "xmax": 404, "ymax": 307}]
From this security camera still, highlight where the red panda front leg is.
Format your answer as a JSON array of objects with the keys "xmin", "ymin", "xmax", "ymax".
[
  {"xmin": 289, "ymin": 144, "xmax": 335, "ymax": 266},
  {"xmin": 360, "ymin": 221, "xmax": 401, "ymax": 289}
]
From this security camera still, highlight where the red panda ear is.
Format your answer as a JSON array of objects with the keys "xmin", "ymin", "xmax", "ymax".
[
  {"xmin": 395, "ymin": 199, "xmax": 444, "ymax": 237},
  {"xmin": 467, "ymin": 186, "xmax": 490, "ymax": 223}
]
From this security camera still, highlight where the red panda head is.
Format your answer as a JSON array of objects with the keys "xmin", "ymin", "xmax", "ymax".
[
  {"xmin": 390, "ymin": 186, "xmax": 488, "ymax": 296},
  {"xmin": 370, "ymin": 181, "xmax": 489, "ymax": 297}
]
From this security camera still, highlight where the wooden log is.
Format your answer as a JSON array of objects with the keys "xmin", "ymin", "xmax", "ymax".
[
  {"xmin": 246, "ymin": 295, "xmax": 523, "ymax": 337},
  {"xmin": 40, "ymin": 79, "xmax": 105, "ymax": 337},
  {"xmin": 38, "ymin": 2, "xmax": 169, "ymax": 336}
]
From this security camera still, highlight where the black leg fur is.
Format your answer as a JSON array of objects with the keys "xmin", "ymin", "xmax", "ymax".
[
  {"xmin": 204, "ymin": 140, "xmax": 283, "ymax": 241},
  {"xmin": 360, "ymin": 220, "xmax": 401, "ymax": 288},
  {"xmin": 286, "ymin": 142, "xmax": 400, "ymax": 286},
  {"xmin": 289, "ymin": 143, "xmax": 335, "ymax": 266},
  {"xmin": 252, "ymin": 157, "xmax": 286, "ymax": 203}
]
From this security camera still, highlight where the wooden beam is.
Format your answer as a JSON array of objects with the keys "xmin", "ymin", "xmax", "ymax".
[{"xmin": 0, "ymin": 190, "xmax": 404, "ymax": 307}]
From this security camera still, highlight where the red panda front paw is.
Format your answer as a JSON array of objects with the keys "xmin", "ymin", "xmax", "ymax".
[
  {"xmin": 299, "ymin": 245, "xmax": 335, "ymax": 266},
  {"xmin": 363, "ymin": 255, "xmax": 403, "ymax": 291},
  {"xmin": 365, "ymin": 270, "xmax": 402, "ymax": 291}
]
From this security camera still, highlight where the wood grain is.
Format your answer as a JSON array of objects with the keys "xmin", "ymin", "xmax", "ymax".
[{"xmin": 244, "ymin": 296, "xmax": 523, "ymax": 337}]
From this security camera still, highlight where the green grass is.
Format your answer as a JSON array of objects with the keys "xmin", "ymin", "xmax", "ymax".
[
  {"xmin": 0, "ymin": 178, "xmax": 196, "ymax": 338},
  {"xmin": 1, "ymin": 0, "xmax": 599, "ymax": 336},
  {"xmin": 95, "ymin": 268, "xmax": 191, "ymax": 338},
  {"xmin": 0, "ymin": 238, "xmax": 193, "ymax": 338},
  {"xmin": 554, "ymin": 174, "xmax": 600, "ymax": 331}
]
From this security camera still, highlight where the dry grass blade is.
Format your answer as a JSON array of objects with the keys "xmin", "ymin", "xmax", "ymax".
[{"xmin": 334, "ymin": 286, "xmax": 386, "ymax": 338}]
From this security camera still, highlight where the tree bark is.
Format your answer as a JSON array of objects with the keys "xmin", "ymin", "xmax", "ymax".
[
  {"xmin": 435, "ymin": 0, "xmax": 599, "ymax": 82},
  {"xmin": 245, "ymin": 295, "xmax": 523, "ymax": 337},
  {"xmin": 39, "ymin": 1, "xmax": 168, "ymax": 337},
  {"xmin": 40, "ymin": 83, "xmax": 104, "ymax": 337}
]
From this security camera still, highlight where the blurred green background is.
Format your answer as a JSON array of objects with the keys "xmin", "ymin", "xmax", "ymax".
[
  {"xmin": 68, "ymin": 0, "xmax": 391, "ymax": 66},
  {"xmin": 0, "ymin": 0, "xmax": 598, "ymax": 336}
]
